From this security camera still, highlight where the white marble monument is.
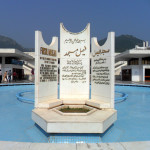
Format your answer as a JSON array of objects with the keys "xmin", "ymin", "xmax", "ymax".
[
  {"xmin": 32, "ymin": 24, "xmax": 117, "ymax": 134},
  {"xmin": 35, "ymin": 31, "xmax": 60, "ymax": 108},
  {"xmin": 60, "ymin": 23, "xmax": 90, "ymax": 102},
  {"xmin": 89, "ymin": 32, "xmax": 115, "ymax": 108}
]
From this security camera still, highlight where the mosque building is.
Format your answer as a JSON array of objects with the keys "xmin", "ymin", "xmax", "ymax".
[
  {"xmin": 115, "ymin": 42, "xmax": 150, "ymax": 82},
  {"xmin": 0, "ymin": 48, "xmax": 34, "ymax": 81}
]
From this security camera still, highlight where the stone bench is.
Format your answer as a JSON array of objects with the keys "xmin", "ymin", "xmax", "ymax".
[
  {"xmin": 37, "ymin": 99, "xmax": 63, "ymax": 109},
  {"xmin": 37, "ymin": 99, "xmax": 111, "ymax": 109},
  {"xmin": 86, "ymin": 100, "xmax": 111, "ymax": 109}
]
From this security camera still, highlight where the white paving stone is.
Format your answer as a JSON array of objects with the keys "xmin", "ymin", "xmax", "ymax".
[
  {"xmin": 77, "ymin": 143, "xmax": 125, "ymax": 150},
  {"xmin": 121, "ymin": 141, "xmax": 150, "ymax": 150},
  {"xmin": 1, "ymin": 141, "xmax": 150, "ymax": 150},
  {"xmin": 0, "ymin": 141, "xmax": 31, "ymax": 150},
  {"xmin": 29, "ymin": 143, "xmax": 76, "ymax": 150}
]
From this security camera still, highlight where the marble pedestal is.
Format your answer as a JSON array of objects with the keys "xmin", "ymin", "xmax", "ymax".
[{"xmin": 32, "ymin": 100, "xmax": 117, "ymax": 133}]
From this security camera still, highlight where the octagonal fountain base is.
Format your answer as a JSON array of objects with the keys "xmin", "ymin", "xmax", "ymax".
[{"xmin": 32, "ymin": 100, "xmax": 117, "ymax": 133}]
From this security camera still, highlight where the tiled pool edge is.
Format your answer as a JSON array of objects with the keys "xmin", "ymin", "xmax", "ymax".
[
  {"xmin": 115, "ymin": 83, "xmax": 150, "ymax": 87},
  {"xmin": 0, "ymin": 141, "xmax": 150, "ymax": 150},
  {"xmin": 1, "ymin": 82, "xmax": 150, "ymax": 87},
  {"xmin": 0, "ymin": 83, "xmax": 34, "ymax": 86}
]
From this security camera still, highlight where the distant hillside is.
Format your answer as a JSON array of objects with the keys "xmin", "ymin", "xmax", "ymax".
[
  {"xmin": 99, "ymin": 35, "xmax": 144, "ymax": 52},
  {"xmin": 0, "ymin": 34, "xmax": 144, "ymax": 53},
  {"xmin": 0, "ymin": 35, "xmax": 34, "ymax": 52}
]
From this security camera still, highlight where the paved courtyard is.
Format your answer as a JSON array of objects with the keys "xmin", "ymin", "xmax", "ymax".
[{"xmin": 0, "ymin": 141, "xmax": 150, "ymax": 150}]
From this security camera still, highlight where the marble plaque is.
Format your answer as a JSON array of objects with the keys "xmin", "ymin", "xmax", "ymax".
[
  {"xmin": 35, "ymin": 31, "xmax": 58, "ymax": 107},
  {"xmin": 60, "ymin": 23, "xmax": 90, "ymax": 100},
  {"xmin": 91, "ymin": 32, "xmax": 115, "ymax": 108}
]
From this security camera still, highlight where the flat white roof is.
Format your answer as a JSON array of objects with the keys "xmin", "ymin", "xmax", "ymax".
[
  {"xmin": 115, "ymin": 49, "xmax": 150, "ymax": 62},
  {"xmin": 0, "ymin": 49, "xmax": 34, "ymax": 60}
]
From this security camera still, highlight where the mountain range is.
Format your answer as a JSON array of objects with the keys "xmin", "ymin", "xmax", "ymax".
[
  {"xmin": 0, "ymin": 34, "xmax": 144, "ymax": 53},
  {"xmin": 0, "ymin": 35, "xmax": 34, "ymax": 52},
  {"xmin": 98, "ymin": 35, "xmax": 144, "ymax": 53}
]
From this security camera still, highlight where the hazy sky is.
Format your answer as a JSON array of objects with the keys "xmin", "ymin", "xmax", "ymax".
[{"xmin": 0, "ymin": 0, "xmax": 150, "ymax": 48}]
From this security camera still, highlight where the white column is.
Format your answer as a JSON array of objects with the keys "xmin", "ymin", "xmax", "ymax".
[
  {"xmin": 139, "ymin": 58, "xmax": 142, "ymax": 65},
  {"xmin": 1, "ymin": 57, "xmax": 5, "ymax": 77}
]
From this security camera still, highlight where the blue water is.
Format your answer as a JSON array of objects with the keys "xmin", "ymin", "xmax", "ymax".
[
  {"xmin": 17, "ymin": 86, "xmax": 127, "ymax": 103},
  {"xmin": 0, "ymin": 85, "xmax": 150, "ymax": 143}
]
